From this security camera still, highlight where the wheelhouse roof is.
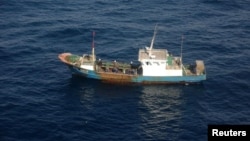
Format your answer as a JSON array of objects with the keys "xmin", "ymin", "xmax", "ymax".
[{"xmin": 138, "ymin": 49, "xmax": 168, "ymax": 61}]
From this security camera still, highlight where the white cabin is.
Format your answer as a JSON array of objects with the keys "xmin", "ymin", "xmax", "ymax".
[{"xmin": 138, "ymin": 48, "xmax": 183, "ymax": 76}]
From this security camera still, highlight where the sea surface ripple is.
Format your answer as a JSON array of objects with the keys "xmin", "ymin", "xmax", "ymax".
[{"xmin": 0, "ymin": 0, "xmax": 250, "ymax": 141}]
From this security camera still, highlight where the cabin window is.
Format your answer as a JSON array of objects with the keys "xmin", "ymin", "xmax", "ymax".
[
  {"xmin": 146, "ymin": 62, "xmax": 151, "ymax": 66},
  {"xmin": 153, "ymin": 62, "xmax": 160, "ymax": 66}
]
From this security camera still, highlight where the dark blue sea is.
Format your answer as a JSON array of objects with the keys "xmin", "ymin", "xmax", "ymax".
[{"xmin": 1, "ymin": 0, "xmax": 250, "ymax": 140}]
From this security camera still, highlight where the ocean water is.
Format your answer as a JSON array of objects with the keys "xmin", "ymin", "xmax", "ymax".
[{"xmin": 0, "ymin": 0, "xmax": 250, "ymax": 140}]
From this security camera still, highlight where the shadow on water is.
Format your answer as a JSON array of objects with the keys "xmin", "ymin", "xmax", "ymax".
[{"xmin": 63, "ymin": 75, "xmax": 206, "ymax": 140}]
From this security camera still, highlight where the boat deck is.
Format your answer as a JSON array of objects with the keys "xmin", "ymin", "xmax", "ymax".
[
  {"xmin": 95, "ymin": 60, "xmax": 139, "ymax": 75},
  {"xmin": 183, "ymin": 60, "xmax": 206, "ymax": 76}
]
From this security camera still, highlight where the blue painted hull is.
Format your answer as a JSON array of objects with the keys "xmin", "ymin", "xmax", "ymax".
[{"xmin": 68, "ymin": 65, "xmax": 206, "ymax": 84}]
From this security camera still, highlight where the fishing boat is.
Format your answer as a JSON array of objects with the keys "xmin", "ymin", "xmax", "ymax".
[{"xmin": 58, "ymin": 26, "xmax": 206, "ymax": 84}]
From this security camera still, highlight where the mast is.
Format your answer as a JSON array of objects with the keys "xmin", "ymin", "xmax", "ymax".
[
  {"xmin": 149, "ymin": 24, "xmax": 158, "ymax": 50},
  {"xmin": 92, "ymin": 31, "xmax": 95, "ymax": 63},
  {"xmin": 148, "ymin": 24, "xmax": 158, "ymax": 57},
  {"xmin": 180, "ymin": 35, "xmax": 188, "ymax": 75}
]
